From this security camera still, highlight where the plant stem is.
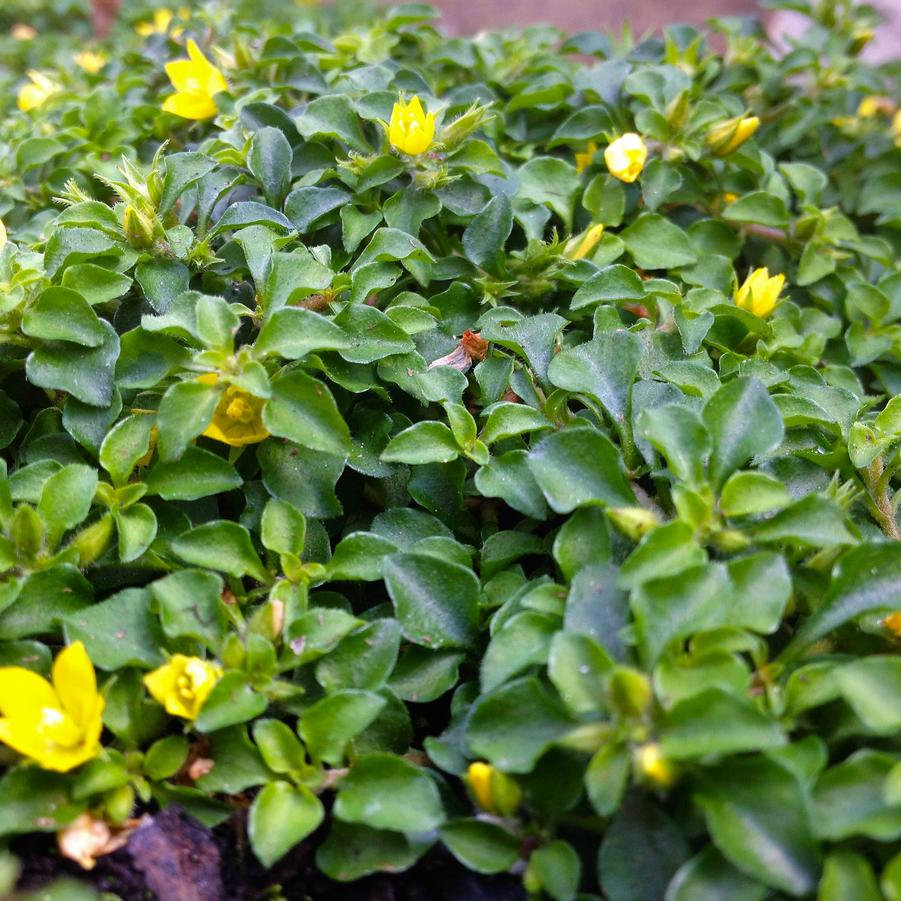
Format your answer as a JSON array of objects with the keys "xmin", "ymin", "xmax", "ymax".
[{"xmin": 862, "ymin": 457, "xmax": 901, "ymax": 540}]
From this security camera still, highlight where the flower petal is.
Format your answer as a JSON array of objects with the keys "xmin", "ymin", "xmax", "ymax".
[{"xmin": 53, "ymin": 641, "xmax": 98, "ymax": 729}]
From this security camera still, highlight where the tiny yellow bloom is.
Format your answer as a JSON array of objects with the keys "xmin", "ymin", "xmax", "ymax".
[
  {"xmin": 389, "ymin": 95, "xmax": 436, "ymax": 156},
  {"xmin": 857, "ymin": 96, "xmax": 894, "ymax": 119},
  {"xmin": 565, "ymin": 223, "xmax": 605, "ymax": 261},
  {"xmin": 883, "ymin": 611, "xmax": 901, "ymax": 638},
  {"xmin": 162, "ymin": 39, "xmax": 228, "ymax": 120},
  {"xmin": 636, "ymin": 743, "xmax": 676, "ymax": 788},
  {"xmin": 0, "ymin": 642, "xmax": 104, "ymax": 772},
  {"xmin": 722, "ymin": 192, "xmax": 740, "ymax": 205},
  {"xmin": 0, "ymin": 220, "xmax": 6, "ymax": 248},
  {"xmin": 197, "ymin": 373, "xmax": 269, "ymax": 447},
  {"xmin": 575, "ymin": 140, "xmax": 598, "ymax": 175},
  {"xmin": 74, "ymin": 51, "xmax": 108, "ymax": 74},
  {"xmin": 604, "ymin": 133, "xmax": 647, "ymax": 183},
  {"xmin": 143, "ymin": 655, "xmax": 223, "ymax": 721},
  {"xmin": 464, "ymin": 761, "xmax": 522, "ymax": 816},
  {"xmin": 10, "ymin": 23, "xmax": 37, "ymax": 40},
  {"xmin": 706, "ymin": 114, "xmax": 760, "ymax": 156},
  {"xmin": 136, "ymin": 7, "xmax": 185, "ymax": 37},
  {"xmin": 17, "ymin": 70, "xmax": 60, "ymax": 112},
  {"xmin": 735, "ymin": 267, "xmax": 785, "ymax": 318}
]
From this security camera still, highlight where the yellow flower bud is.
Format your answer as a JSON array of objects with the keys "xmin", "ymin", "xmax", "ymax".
[
  {"xmin": 734, "ymin": 267, "xmax": 785, "ymax": 318},
  {"xmin": 143, "ymin": 655, "xmax": 223, "ymax": 720},
  {"xmin": 0, "ymin": 642, "xmax": 104, "ymax": 772},
  {"xmin": 635, "ymin": 743, "xmax": 676, "ymax": 788},
  {"xmin": 607, "ymin": 506, "xmax": 660, "ymax": 541},
  {"xmin": 465, "ymin": 762, "xmax": 522, "ymax": 816},
  {"xmin": 857, "ymin": 96, "xmax": 894, "ymax": 119},
  {"xmin": 575, "ymin": 140, "xmax": 598, "ymax": 175},
  {"xmin": 0, "ymin": 219, "xmax": 6, "ymax": 247},
  {"xmin": 123, "ymin": 205, "xmax": 156, "ymax": 249},
  {"xmin": 565, "ymin": 223, "xmax": 604, "ymax": 261},
  {"xmin": 608, "ymin": 666, "xmax": 653, "ymax": 719},
  {"xmin": 883, "ymin": 612, "xmax": 901, "ymax": 638},
  {"xmin": 389, "ymin": 95, "xmax": 436, "ymax": 156},
  {"xmin": 17, "ymin": 70, "xmax": 60, "ymax": 112},
  {"xmin": 706, "ymin": 114, "xmax": 760, "ymax": 156},
  {"xmin": 604, "ymin": 133, "xmax": 647, "ymax": 183}
]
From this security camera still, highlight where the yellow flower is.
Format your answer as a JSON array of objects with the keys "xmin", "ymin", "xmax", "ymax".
[
  {"xmin": 162, "ymin": 39, "xmax": 228, "ymax": 120},
  {"xmin": 604, "ymin": 133, "xmax": 647, "ymax": 183},
  {"xmin": 0, "ymin": 220, "xmax": 6, "ymax": 247},
  {"xmin": 389, "ymin": 95, "xmax": 436, "ymax": 156},
  {"xmin": 635, "ymin": 743, "xmax": 676, "ymax": 788},
  {"xmin": 74, "ymin": 51, "xmax": 108, "ymax": 74},
  {"xmin": 197, "ymin": 373, "xmax": 269, "ymax": 447},
  {"xmin": 892, "ymin": 110, "xmax": 901, "ymax": 148},
  {"xmin": 575, "ymin": 140, "xmax": 598, "ymax": 175},
  {"xmin": 143, "ymin": 655, "xmax": 222, "ymax": 720},
  {"xmin": 136, "ymin": 7, "xmax": 188, "ymax": 37},
  {"xmin": 883, "ymin": 611, "xmax": 901, "ymax": 638},
  {"xmin": 0, "ymin": 642, "xmax": 104, "ymax": 772},
  {"xmin": 735, "ymin": 267, "xmax": 785, "ymax": 318},
  {"xmin": 464, "ymin": 761, "xmax": 522, "ymax": 816},
  {"xmin": 17, "ymin": 70, "xmax": 60, "ymax": 112},
  {"xmin": 857, "ymin": 96, "xmax": 894, "ymax": 119},
  {"xmin": 706, "ymin": 114, "xmax": 760, "ymax": 156},
  {"xmin": 565, "ymin": 223, "xmax": 605, "ymax": 261},
  {"xmin": 10, "ymin": 23, "xmax": 37, "ymax": 40},
  {"xmin": 722, "ymin": 192, "xmax": 739, "ymax": 205}
]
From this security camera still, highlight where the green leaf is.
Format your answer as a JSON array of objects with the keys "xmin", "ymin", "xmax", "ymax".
[
  {"xmin": 314, "ymin": 619, "xmax": 400, "ymax": 692},
  {"xmin": 150, "ymin": 570, "xmax": 228, "ymax": 651},
  {"xmin": 531, "ymin": 840, "xmax": 581, "ymax": 901},
  {"xmin": 171, "ymin": 520, "xmax": 270, "ymax": 583},
  {"xmin": 249, "ymin": 781, "xmax": 324, "ymax": 868},
  {"xmin": 463, "ymin": 194, "xmax": 513, "ymax": 270},
  {"xmin": 723, "ymin": 191, "xmax": 790, "ymax": 229},
  {"xmin": 381, "ymin": 422, "xmax": 460, "ymax": 464},
  {"xmin": 548, "ymin": 631, "xmax": 613, "ymax": 715},
  {"xmin": 751, "ymin": 494, "xmax": 856, "ymax": 548},
  {"xmin": 383, "ymin": 552, "xmax": 480, "ymax": 648},
  {"xmin": 248, "ymin": 127, "xmax": 293, "ymax": 208},
  {"xmin": 334, "ymin": 753, "xmax": 444, "ymax": 832},
  {"xmin": 255, "ymin": 308, "xmax": 350, "ymax": 360},
  {"xmin": 782, "ymin": 543, "xmax": 901, "ymax": 659},
  {"xmin": 695, "ymin": 756, "xmax": 819, "ymax": 896},
  {"xmin": 316, "ymin": 821, "xmax": 430, "ymax": 882},
  {"xmin": 819, "ymin": 850, "xmax": 882, "ymax": 901},
  {"xmin": 440, "ymin": 819, "xmax": 520, "ymax": 874},
  {"xmin": 637, "ymin": 404, "xmax": 710, "ymax": 485},
  {"xmin": 259, "ymin": 441, "xmax": 344, "ymax": 519},
  {"xmin": 571, "ymin": 265, "xmax": 646, "ymax": 310},
  {"xmin": 145, "ymin": 447, "xmax": 242, "ymax": 501},
  {"xmin": 156, "ymin": 380, "xmax": 220, "ymax": 462},
  {"xmin": 0, "ymin": 768, "xmax": 83, "ymax": 837},
  {"xmin": 666, "ymin": 847, "xmax": 769, "ymax": 901},
  {"xmin": 547, "ymin": 330, "xmax": 641, "ymax": 426},
  {"xmin": 100, "ymin": 414, "xmax": 154, "ymax": 487},
  {"xmin": 466, "ymin": 676, "xmax": 578, "ymax": 773},
  {"xmin": 263, "ymin": 370, "xmax": 351, "ymax": 456},
  {"xmin": 517, "ymin": 157, "xmax": 580, "ymax": 229},
  {"xmin": 296, "ymin": 93, "xmax": 372, "ymax": 153},
  {"xmin": 114, "ymin": 503, "xmax": 157, "ymax": 562},
  {"xmin": 474, "ymin": 450, "xmax": 548, "ymax": 519},
  {"xmin": 599, "ymin": 796, "xmax": 689, "ymax": 901},
  {"xmin": 703, "ymin": 377, "xmax": 784, "ymax": 489},
  {"xmin": 585, "ymin": 744, "xmax": 630, "ymax": 817},
  {"xmin": 285, "ymin": 185, "xmax": 351, "ymax": 233},
  {"xmin": 620, "ymin": 213, "xmax": 697, "ymax": 269},
  {"xmin": 26, "ymin": 320, "xmax": 120, "ymax": 407},
  {"xmin": 813, "ymin": 750, "xmax": 901, "ymax": 841},
  {"xmin": 720, "ymin": 471, "xmax": 791, "ymax": 517},
  {"xmin": 333, "ymin": 303, "xmax": 416, "ymax": 364},
  {"xmin": 194, "ymin": 671, "xmax": 269, "ymax": 732},
  {"xmin": 528, "ymin": 426, "xmax": 635, "ymax": 513},
  {"xmin": 64, "ymin": 587, "xmax": 165, "ymax": 670},
  {"xmin": 37, "ymin": 464, "xmax": 97, "ymax": 539},
  {"xmin": 481, "ymin": 610, "xmax": 557, "ymax": 691},
  {"xmin": 661, "ymin": 688, "xmax": 785, "ymax": 759},
  {"xmin": 834, "ymin": 656, "xmax": 901, "ymax": 734},
  {"xmin": 22, "ymin": 287, "xmax": 105, "ymax": 347},
  {"xmin": 299, "ymin": 690, "xmax": 387, "ymax": 765}
]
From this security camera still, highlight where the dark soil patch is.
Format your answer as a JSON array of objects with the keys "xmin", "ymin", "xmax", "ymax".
[{"xmin": 14, "ymin": 806, "xmax": 526, "ymax": 901}]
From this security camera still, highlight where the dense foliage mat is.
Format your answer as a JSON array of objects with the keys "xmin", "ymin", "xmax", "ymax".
[{"xmin": 1, "ymin": 0, "xmax": 901, "ymax": 897}]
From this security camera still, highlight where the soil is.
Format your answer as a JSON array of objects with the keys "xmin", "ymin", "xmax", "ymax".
[{"xmin": 13, "ymin": 806, "xmax": 527, "ymax": 900}]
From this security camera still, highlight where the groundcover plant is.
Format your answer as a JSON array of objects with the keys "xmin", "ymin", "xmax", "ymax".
[{"xmin": 0, "ymin": 0, "xmax": 900, "ymax": 897}]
